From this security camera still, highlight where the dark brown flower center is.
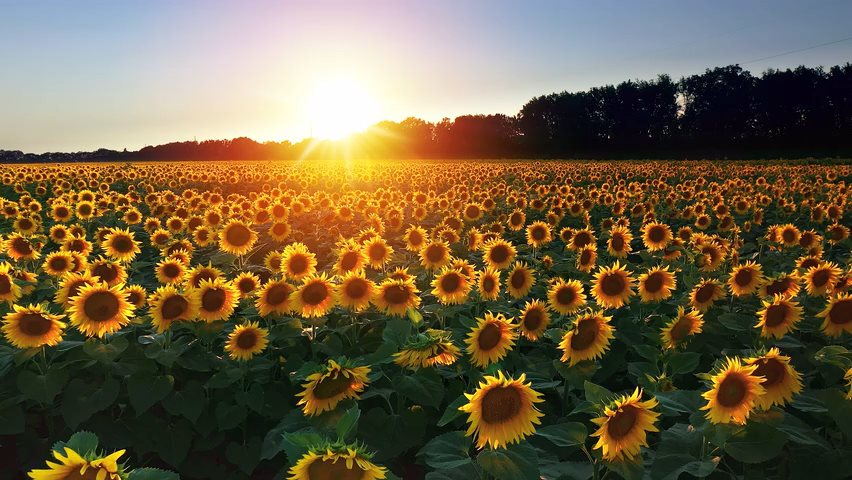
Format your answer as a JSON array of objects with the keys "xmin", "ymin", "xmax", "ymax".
[
  {"xmin": 643, "ymin": 272, "xmax": 664, "ymax": 293},
  {"xmin": 477, "ymin": 322, "xmax": 502, "ymax": 350},
  {"xmin": 531, "ymin": 226, "xmax": 546, "ymax": 241},
  {"xmin": 734, "ymin": 268, "xmax": 754, "ymax": 287},
  {"xmin": 481, "ymin": 386, "xmax": 522, "ymax": 424},
  {"xmin": 344, "ymin": 278, "xmax": 369, "ymax": 299},
  {"xmin": 111, "ymin": 235, "xmax": 134, "ymax": 253},
  {"xmin": 0, "ymin": 274, "xmax": 12, "ymax": 295},
  {"xmin": 313, "ymin": 374, "xmax": 355, "ymax": 400},
  {"xmin": 600, "ymin": 272, "xmax": 626, "ymax": 297},
  {"xmin": 828, "ymin": 299, "xmax": 852, "ymax": 325},
  {"xmin": 570, "ymin": 318, "xmax": 599, "ymax": 350},
  {"xmin": 648, "ymin": 225, "xmax": 666, "ymax": 243},
  {"xmin": 266, "ymin": 283, "xmax": 292, "ymax": 306},
  {"xmin": 301, "ymin": 282, "xmax": 329, "ymax": 306},
  {"xmin": 489, "ymin": 244, "xmax": 510, "ymax": 264},
  {"xmin": 556, "ymin": 286, "xmax": 576, "ymax": 306},
  {"xmin": 440, "ymin": 273, "xmax": 462, "ymax": 293},
  {"xmin": 574, "ymin": 231, "xmax": 592, "ymax": 248},
  {"xmin": 236, "ymin": 330, "xmax": 258, "ymax": 350},
  {"xmin": 201, "ymin": 288, "xmax": 227, "ymax": 312},
  {"xmin": 49, "ymin": 256, "xmax": 69, "ymax": 272},
  {"xmin": 340, "ymin": 251, "xmax": 359, "ymax": 271},
  {"xmin": 752, "ymin": 358, "xmax": 786, "ymax": 387},
  {"xmin": 161, "ymin": 295, "xmax": 188, "ymax": 320},
  {"xmin": 289, "ymin": 255, "xmax": 309, "ymax": 275},
  {"xmin": 19, "ymin": 313, "xmax": 53, "ymax": 336},
  {"xmin": 225, "ymin": 224, "xmax": 252, "ymax": 247},
  {"xmin": 717, "ymin": 375, "xmax": 747, "ymax": 407},
  {"xmin": 92, "ymin": 264, "xmax": 119, "ymax": 283},
  {"xmin": 83, "ymin": 291, "xmax": 121, "ymax": 322},
  {"xmin": 523, "ymin": 308, "xmax": 544, "ymax": 331},
  {"xmin": 764, "ymin": 303, "xmax": 790, "ymax": 328},
  {"xmin": 426, "ymin": 244, "xmax": 446, "ymax": 263},
  {"xmin": 695, "ymin": 284, "xmax": 715, "ymax": 304},
  {"xmin": 383, "ymin": 284, "xmax": 410, "ymax": 305},
  {"xmin": 764, "ymin": 278, "xmax": 792, "ymax": 296},
  {"xmin": 307, "ymin": 457, "xmax": 365, "ymax": 480},
  {"xmin": 611, "ymin": 235, "xmax": 625, "ymax": 251},
  {"xmin": 368, "ymin": 243, "xmax": 387, "ymax": 261},
  {"xmin": 669, "ymin": 315, "xmax": 694, "ymax": 342},
  {"xmin": 811, "ymin": 269, "xmax": 830, "ymax": 288},
  {"xmin": 607, "ymin": 405, "xmax": 638, "ymax": 440},
  {"xmin": 510, "ymin": 270, "xmax": 527, "ymax": 290}
]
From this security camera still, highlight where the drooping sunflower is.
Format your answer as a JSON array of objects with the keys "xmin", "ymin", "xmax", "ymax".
[
  {"xmin": 102, "ymin": 227, "xmax": 141, "ymax": 263},
  {"xmin": 592, "ymin": 261, "xmax": 635, "ymax": 309},
  {"xmin": 518, "ymin": 299, "xmax": 551, "ymax": 341},
  {"xmin": 660, "ymin": 307, "xmax": 703, "ymax": 349},
  {"xmin": 547, "ymin": 279, "xmax": 587, "ymax": 315},
  {"xmin": 559, "ymin": 310, "xmax": 615, "ymax": 366},
  {"xmin": 432, "ymin": 268, "xmax": 472, "ymax": 305},
  {"xmin": 282, "ymin": 242, "xmax": 318, "ymax": 281},
  {"xmin": 225, "ymin": 321, "xmax": 269, "ymax": 361},
  {"xmin": 149, "ymin": 285, "xmax": 200, "ymax": 332},
  {"xmin": 525, "ymin": 221, "xmax": 552, "ymax": 249},
  {"xmin": 637, "ymin": 266, "xmax": 677, "ymax": 303},
  {"xmin": 642, "ymin": 222, "xmax": 672, "ymax": 251},
  {"xmin": 689, "ymin": 279, "xmax": 725, "ymax": 312},
  {"xmin": 744, "ymin": 348, "xmax": 802, "ymax": 410},
  {"xmin": 219, "ymin": 219, "xmax": 257, "ymax": 256},
  {"xmin": 477, "ymin": 267, "xmax": 501, "ymax": 300},
  {"xmin": 2, "ymin": 303, "xmax": 65, "ymax": 349},
  {"xmin": 482, "ymin": 239, "xmax": 516, "ymax": 270},
  {"xmin": 701, "ymin": 357, "xmax": 765, "ymax": 425},
  {"xmin": 42, "ymin": 251, "xmax": 76, "ymax": 277},
  {"xmin": 755, "ymin": 295, "xmax": 802, "ymax": 339},
  {"xmin": 419, "ymin": 240, "xmax": 451, "ymax": 271},
  {"xmin": 728, "ymin": 261, "xmax": 764, "ymax": 297},
  {"xmin": 506, "ymin": 262, "xmax": 535, "ymax": 299},
  {"xmin": 759, "ymin": 272, "xmax": 800, "ymax": 298},
  {"xmin": 804, "ymin": 261, "xmax": 842, "ymax": 297},
  {"xmin": 255, "ymin": 279, "xmax": 295, "ymax": 317},
  {"xmin": 28, "ymin": 446, "xmax": 125, "ymax": 480},
  {"xmin": 68, "ymin": 282, "xmax": 135, "ymax": 338},
  {"xmin": 194, "ymin": 278, "xmax": 240, "ymax": 322},
  {"xmin": 293, "ymin": 274, "xmax": 336, "ymax": 318},
  {"xmin": 818, "ymin": 292, "xmax": 852, "ymax": 337},
  {"xmin": 296, "ymin": 359, "xmax": 371, "ymax": 416},
  {"xmin": 373, "ymin": 278, "xmax": 420, "ymax": 317},
  {"xmin": 465, "ymin": 312, "xmax": 517, "ymax": 368},
  {"xmin": 287, "ymin": 442, "xmax": 387, "ymax": 480},
  {"xmin": 590, "ymin": 388, "xmax": 660, "ymax": 462},
  {"xmin": 607, "ymin": 225, "xmax": 632, "ymax": 258},
  {"xmin": 458, "ymin": 371, "xmax": 544, "ymax": 449},
  {"xmin": 394, "ymin": 330, "xmax": 461, "ymax": 370},
  {"xmin": 337, "ymin": 271, "xmax": 376, "ymax": 312}
]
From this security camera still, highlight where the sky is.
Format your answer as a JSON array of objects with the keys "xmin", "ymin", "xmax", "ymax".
[{"xmin": 1, "ymin": 0, "xmax": 851, "ymax": 153}]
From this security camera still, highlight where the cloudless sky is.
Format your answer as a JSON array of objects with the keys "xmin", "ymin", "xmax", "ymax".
[{"xmin": 2, "ymin": 0, "xmax": 851, "ymax": 153}]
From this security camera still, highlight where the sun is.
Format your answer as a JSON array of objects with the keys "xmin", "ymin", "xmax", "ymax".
[{"xmin": 305, "ymin": 78, "xmax": 380, "ymax": 140}]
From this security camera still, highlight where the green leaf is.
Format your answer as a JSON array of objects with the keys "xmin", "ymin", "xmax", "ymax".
[
  {"xmin": 382, "ymin": 317, "xmax": 412, "ymax": 346},
  {"xmin": 206, "ymin": 367, "xmax": 245, "ymax": 389},
  {"xmin": 260, "ymin": 411, "xmax": 310, "ymax": 460},
  {"xmin": 813, "ymin": 388, "xmax": 852, "ymax": 438},
  {"xmin": 777, "ymin": 412, "xmax": 830, "ymax": 448},
  {"xmin": 215, "ymin": 402, "xmax": 248, "ymax": 431},
  {"xmin": 161, "ymin": 380, "xmax": 207, "ymax": 424},
  {"xmin": 723, "ymin": 422, "xmax": 787, "ymax": 464},
  {"xmin": 0, "ymin": 404, "xmax": 24, "ymax": 435},
  {"xmin": 17, "ymin": 368, "xmax": 68, "ymax": 404},
  {"xmin": 668, "ymin": 351, "xmax": 701, "ymax": 375},
  {"xmin": 127, "ymin": 373, "xmax": 173, "ymax": 415},
  {"xmin": 716, "ymin": 312, "xmax": 749, "ymax": 331},
  {"xmin": 65, "ymin": 431, "xmax": 99, "ymax": 456},
  {"xmin": 128, "ymin": 468, "xmax": 180, "ymax": 480},
  {"xmin": 477, "ymin": 441, "xmax": 539, "ymax": 480},
  {"xmin": 605, "ymin": 455, "xmax": 644, "ymax": 480},
  {"xmin": 437, "ymin": 394, "xmax": 468, "ymax": 427},
  {"xmin": 536, "ymin": 422, "xmax": 588, "ymax": 447},
  {"xmin": 654, "ymin": 390, "xmax": 702, "ymax": 416},
  {"xmin": 61, "ymin": 377, "xmax": 120, "ymax": 429},
  {"xmin": 394, "ymin": 369, "xmax": 444, "ymax": 408},
  {"xmin": 281, "ymin": 430, "xmax": 324, "ymax": 463},
  {"xmin": 651, "ymin": 424, "xmax": 716, "ymax": 479},
  {"xmin": 417, "ymin": 431, "xmax": 472, "ymax": 470},
  {"xmin": 336, "ymin": 405, "xmax": 360, "ymax": 439},
  {"xmin": 83, "ymin": 335, "xmax": 128, "ymax": 362},
  {"xmin": 226, "ymin": 438, "xmax": 262, "ymax": 475},
  {"xmin": 583, "ymin": 380, "xmax": 614, "ymax": 405}
]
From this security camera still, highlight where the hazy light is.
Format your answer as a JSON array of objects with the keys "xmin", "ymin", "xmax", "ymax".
[{"xmin": 305, "ymin": 78, "xmax": 380, "ymax": 140}]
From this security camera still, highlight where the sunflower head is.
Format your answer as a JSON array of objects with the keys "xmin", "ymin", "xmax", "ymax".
[
  {"xmin": 637, "ymin": 266, "xmax": 676, "ymax": 303},
  {"xmin": 194, "ymin": 278, "xmax": 239, "ymax": 322},
  {"xmin": 547, "ymin": 279, "xmax": 587, "ymax": 315},
  {"xmin": 225, "ymin": 321, "xmax": 269, "ymax": 361},
  {"xmin": 296, "ymin": 359, "xmax": 371, "ymax": 416},
  {"xmin": 689, "ymin": 279, "xmax": 725, "ymax": 312},
  {"xmin": 559, "ymin": 310, "xmax": 614, "ymax": 366},
  {"xmin": 591, "ymin": 388, "xmax": 660, "ymax": 462},
  {"xmin": 2, "ymin": 303, "xmax": 66, "ymax": 349},
  {"xmin": 506, "ymin": 262, "xmax": 535, "ymax": 299},
  {"xmin": 477, "ymin": 268, "xmax": 501, "ymax": 301},
  {"xmin": 660, "ymin": 307, "xmax": 703, "ymax": 349},
  {"xmin": 67, "ymin": 282, "xmax": 135, "ymax": 338},
  {"xmin": 432, "ymin": 267, "xmax": 471, "ymax": 305},
  {"xmin": 818, "ymin": 292, "xmax": 852, "ymax": 337},
  {"xmin": 374, "ymin": 278, "xmax": 420, "ymax": 317},
  {"xmin": 728, "ymin": 261, "xmax": 764, "ymax": 296},
  {"xmin": 287, "ymin": 441, "xmax": 387, "ymax": 480},
  {"xmin": 28, "ymin": 444, "xmax": 126, "ymax": 480},
  {"xmin": 592, "ymin": 261, "xmax": 635, "ymax": 310},
  {"xmin": 744, "ymin": 348, "xmax": 802, "ymax": 410},
  {"xmin": 701, "ymin": 357, "xmax": 765, "ymax": 424},
  {"xmin": 394, "ymin": 330, "xmax": 460, "ymax": 371},
  {"xmin": 518, "ymin": 299, "xmax": 551, "ymax": 341},
  {"xmin": 293, "ymin": 274, "xmax": 336, "ymax": 318},
  {"xmin": 465, "ymin": 312, "xmax": 518, "ymax": 368}
]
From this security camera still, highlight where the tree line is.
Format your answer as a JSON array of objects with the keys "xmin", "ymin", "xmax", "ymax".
[{"xmin": 2, "ymin": 63, "xmax": 851, "ymax": 163}]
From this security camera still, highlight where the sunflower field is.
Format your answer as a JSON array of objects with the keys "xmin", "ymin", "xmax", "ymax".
[{"xmin": 0, "ymin": 160, "xmax": 850, "ymax": 480}]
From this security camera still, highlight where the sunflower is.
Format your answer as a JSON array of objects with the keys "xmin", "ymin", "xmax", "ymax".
[
  {"xmin": 185, "ymin": 263, "xmax": 223, "ymax": 288},
  {"xmin": 465, "ymin": 312, "xmax": 517, "ymax": 368},
  {"xmin": 288, "ymin": 443, "xmax": 387, "ymax": 480},
  {"xmin": 28, "ymin": 447, "xmax": 125, "ymax": 480},
  {"xmin": 592, "ymin": 261, "xmax": 635, "ymax": 309},
  {"xmin": 701, "ymin": 357, "xmax": 765, "ymax": 425},
  {"xmin": 727, "ymin": 261, "xmax": 764, "ymax": 297},
  {"xmin": 547, "ymin": 279, "xmax": 586, "ymax": 315},
  {"xmin": 526, "ymin": 221, "xmax": 552, "ymax": 248},
  {"xmin": 149, "ymin": 285, "xmax": 200, "ymax": 333},
  {"xmin": 559, "ymin": 310, "xmax": 614, "ymax": 366},
  {"xmin": 233, "ymin": 271, "xmax": 261, "ymax": 298},
  {"xmin": 374, "ymin": 278, "xmax": 420, "ymax": 317},
  {"xmin": 88, "ymin": 257, "xmax": 128, "ymax": 287},
  {"xmin": 155, "ymin": 257, "xmax": 186, "ymax": 285},
  {"xmin": 778, "ymin": 223, "xmax": 801, "ymax": 247},
  {"xmin": 68, "ymin": 283, "xmax": 134, "ymax": 338},
  {"xmin": 195, "ymin": 278, "xmax": 239, "ymax": 322},
  {"xmin": 293, "ymin": 274, "xmax": 336, "ymax": 318},
  {"xmin": 337, "ymin": 271, "xmax": 376, "ymax": 312},
  {"xmin": 296, "ymin": 359, "xmax": 371, "ymax": 416},
  {"xmin": 255, "ymin": 279, "xmax": 295, "ymax": 317},
  {"xmin": 753, "ymin": 295, "xmax": 802, "ymax": 339},
  {"xmin": 637, "ymin": 266, "xmax": 677, "ymax": 303},
  {"xmin": 507, "ymin": 209, "xmax": 526, "ymax": 231},
  {"xmin": 394, "ymin": 330, "xmax": 461, "ymax": 370},
  {"xmin": 102, "ymin": 227, "xmax": 141, "ymax": 262},
  {"xmin": 42, "ymin": 251, "xmax": 75, "ymax": 277},
  {"xmin": 642, "ymin": 222, "xmax": 672, "ymax": 251},
  {"xmin": 124, "ymin": 284, "xmax": 148, "ymax": 308},
  {"xmin": 744, "ymin": 348, "xmax": 802, "ymax": 410},
  {"xmin": 404, "ymin": 225, "xmax": 428, "ymax": 252},
  {"xmin": 225, "ymin": 321, "xmax": 269, "ymax": 361},
  {"xmin": 689, "ymin": 279, "xmax": 725, "ymax": 312},
  {"xmin": 660, "ymin": 307, "xmax": 703, "ymax": 349},
  {"xmin": 576, "ymin": 245, "xmax": 598, "ymax": 273},
  {"xmin": 0, "ymin": 263, "xmax": 21, "ymax": 305},
  {"xmin": 458, "ymin": 371, "xmax": 544, "ymax": 449},
  {"xmin": 818, "ymin": 293, "xmax": 852, "ymax": 337},
  {"xmin": 518, "ymin": 299, "xmax": 551, "ymax": 341},
  {"xmin": 591, "ymin": 388, "xmax": 660, "ymax": 462},
  {"xmin": 363, "ymin": 236, "xmax": 393, "ymax": 270},
  {"xmin": 335, "ymin": 239, "xmax": 368, "ymax": 275},
  {"xmin": 419, "ymin": 240, "xmax": 451, "ymax": 271},
  {"xmin": 2, "ymin": 304, "xmax": 65, "ymax": 348},
  {"xmin": 477, "ymin": 268, "xmax": 501, "ymax": 300},
  {"xmin": 759, "ymin": 272, "xmax": 800, "ymax": 298},
  {"xmin": 5, "ymin": 233, "xmax": 40, "ymax": 261},
  {"xmin": 607, "ymin": 225, "xmax": 632, "ymax": 258},
  {"xmin": 387, "ymin": 266, "xmax": 413, "ymax": 283},
  {"xmin": 482, "ymin": 239, "xmax": 516, "ymax": 270},
  {"xmin": 804, "ymin": 261, "xmax": 841, "ymax": 297},
  {"xmin": 432, "ymin": 268, "xmax": 471, "ymax": 305},
  {"xmin": 54, "ymin": 270, "xmax": 98, "ymax": 307},
  {"xmin": 282, "ymin": 242, "xmax": 318, "ymax": 281},
  {"xmin": 219, "ymin": 219, "xmax": 257, "ymax": 256},
  {"xmin": 264, "ymin": 250, "xmax": 284, "ymax": 273},
  {"xmin": 506, "ymin": 262, "xmax": 535, "ymax": 299}
]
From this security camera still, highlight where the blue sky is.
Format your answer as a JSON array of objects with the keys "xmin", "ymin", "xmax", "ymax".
[{"xmin": 1, "ymin": 0, "xmax": 850, "ymax": 152}]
